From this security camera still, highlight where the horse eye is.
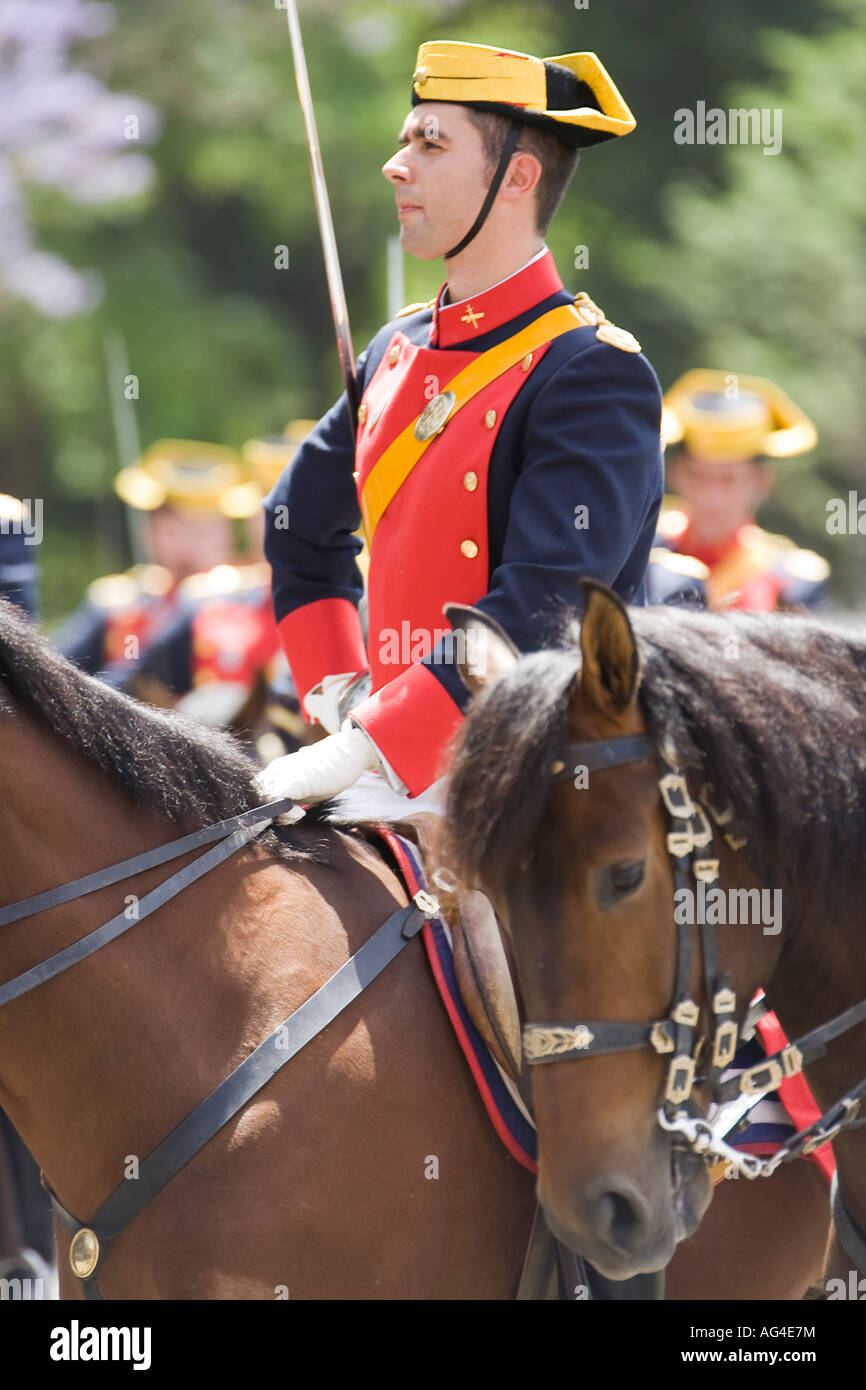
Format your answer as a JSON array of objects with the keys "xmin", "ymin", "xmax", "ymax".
[
  {"xmin": 610, "ymin": 861, "xmax": 645, "ymax": 895},
  {"xmin": 595, "ymin": 860, "xmax": 645, "ymax": 908}
]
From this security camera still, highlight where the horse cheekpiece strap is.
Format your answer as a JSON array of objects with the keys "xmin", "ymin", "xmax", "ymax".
[{"xmin": 532, "ymin": 722, "xmax": 866, "ymax": 1181}]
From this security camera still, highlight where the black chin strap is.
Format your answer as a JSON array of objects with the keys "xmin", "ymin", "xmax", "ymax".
[{"xmin": 444, "ymin": 121, "xmax": 521, "ymax": 259}]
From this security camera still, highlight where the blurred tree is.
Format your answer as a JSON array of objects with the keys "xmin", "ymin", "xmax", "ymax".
[
  {"xmin": 627, "ymin": 0, "xmax": 866, "ymax": 599},
  {"xmin": 0, "ymin": 0, "xmax": 159, "ymax": 320},
  {"xmin": 0, "ymin": 0, "xmax": 861, "ymax": 618}
]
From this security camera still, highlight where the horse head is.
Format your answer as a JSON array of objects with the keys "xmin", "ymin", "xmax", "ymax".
[{"xmin": 440, "ymin": 583, "xmax": 783, "ymax": 1278}]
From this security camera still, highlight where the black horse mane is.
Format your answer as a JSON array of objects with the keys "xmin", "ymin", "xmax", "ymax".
[
  {"xmin": 441, "ymin": 606, "xmax": 866, "ymax": 907},
  {"xmin": 0, "ymin": 599, "xmax": 332, "ymax": 865}
]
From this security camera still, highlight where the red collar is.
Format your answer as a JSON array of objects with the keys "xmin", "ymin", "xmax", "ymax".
[{"xmin": 430, "ymin": 249, "xmax": 564, "ymax": 348}]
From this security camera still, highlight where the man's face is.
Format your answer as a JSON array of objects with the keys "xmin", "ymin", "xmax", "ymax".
[
  {"xmin": 381, "ymin": 103, "xmax": 492, "ymax": 260},
  {"xmin": 668, "ymin": 453, "xmax": 773, "ymax": 543},
  {"xmin": 147, "ymin": 506, "xmax": 234, "ymax": 580}
]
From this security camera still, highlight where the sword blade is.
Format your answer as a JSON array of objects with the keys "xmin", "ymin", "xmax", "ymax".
[{"xmin": 284, "ymin": 0, "xmax": 358, "ymax": 430}]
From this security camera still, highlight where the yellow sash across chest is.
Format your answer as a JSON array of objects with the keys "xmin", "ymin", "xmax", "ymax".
[{"xmin": 359, "ymin": 303, "xmax": 584, "ymax": 543}]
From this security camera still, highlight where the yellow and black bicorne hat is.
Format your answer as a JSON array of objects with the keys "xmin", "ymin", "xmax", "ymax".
[
  {"xmin": 410, "ymin": 42, "xmax": 635, "ymax": 148},
  {"xmin": 114, "ymin": 440, "xmax": 247, "ymax": 516},
  {"xmin": 662, "ymin": 370, "xmax": 818, "ymax": 462},
  {"xmin": 410, "ymin": 42, "xmax": 635, "ymax": 258},
  {"xmin": 224, "ymin": 420, "xmax": 318, "ymax": 516}
]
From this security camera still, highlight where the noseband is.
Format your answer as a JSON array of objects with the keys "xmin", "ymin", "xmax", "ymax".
[{"xmin": 521, "ymin": 730, "xmax": 866, "ymax": 1202}]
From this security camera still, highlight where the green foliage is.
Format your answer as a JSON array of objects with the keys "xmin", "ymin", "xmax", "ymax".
[{"xmin": 628, "ymin": 0, "xmax": 866, "ymax": 596}]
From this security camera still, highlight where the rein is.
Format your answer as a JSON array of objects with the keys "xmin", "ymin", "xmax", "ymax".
[
  {"xmin": 0, "ymin": 798, "xmax": 429, "ymax": 1298},
  {"xmin": 521, "ymin": 729, "xmax": 866, "ymax": 1270}
]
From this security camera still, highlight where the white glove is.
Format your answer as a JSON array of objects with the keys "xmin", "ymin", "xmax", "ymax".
[
  {"xmin": 255, "ymin": 719, "xmax": 381, "ymax": 809},
  {"xmin": 304, "ymin": 670, "xmax": 371, "ymax": 735}
]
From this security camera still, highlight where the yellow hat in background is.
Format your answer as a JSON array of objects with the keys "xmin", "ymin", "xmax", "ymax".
[
  {"xmin": 114, "ymin": 440, "xmax": 246, "ymax": 515},
  {"xmin": 224, "ymin": 420, "xmax": 317, "ymax": 517},
  {"xmin": 662, "ymin": 370, "xmax": 817, "ymax": 462}
]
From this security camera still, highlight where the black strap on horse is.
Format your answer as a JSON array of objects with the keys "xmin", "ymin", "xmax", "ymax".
[
  {"xmin": 531, "ymin": 729, "xmax": 866, "ymax": 1268},
  {"xmin": 515, "ymin": 1204, "xmax": 665, "ymax": 1301},
  {"xmin": 714, "ymin": 1002, "xmax": 866, "ymax": 1104},
  {"xmin": 0, "ymin": 807, "xmax": 293, "ymax": 1005},
  {"xmin": 0, "ymin": 797, "xmax": 427, "ymax": 1298},
  {"xmin": 832, "ymin": 1169, "xmax": 866, "ymax": 1276},
  {"xmin": 49, "ymin": 897, "xmax": 426, "ymax": 1299},
  {"xmin": 0, "ymin": 800, "xmax": 302, "ymax": 928},
  {"xmin": 515, "ymin": 1205, "xmax": 562, "ymax": 1300}
]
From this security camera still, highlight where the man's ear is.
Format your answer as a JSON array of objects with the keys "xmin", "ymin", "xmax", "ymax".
[
  {"xmin": 576, "ymin": 579, "xmax": 640, "ymax": 717},
  {"xmin": 443, "ymin": 603, "xmax": 519, "ymax": 697},
  {"xmin": 500, "ymin": 150, "xmax": 542, "ymax": 203}
]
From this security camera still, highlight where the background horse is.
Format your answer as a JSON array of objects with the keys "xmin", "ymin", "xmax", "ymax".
[
  {"xmin": 0, "ymin": 599, "xmax": 831, "ymax": 1298},
  {"xmin": 438, "ymin": 583, "xmax": 864, "ymax": 1288}
]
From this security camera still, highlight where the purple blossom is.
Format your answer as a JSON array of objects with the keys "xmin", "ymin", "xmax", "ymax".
[{"xmin": 0, "ymin": 0, "xmax": 161, "ymax": 317}]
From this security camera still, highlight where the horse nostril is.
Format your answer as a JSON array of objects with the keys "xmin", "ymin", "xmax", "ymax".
[
  {"xmin": 585, "ymin": 1177, "xmax": 650, "ymax": 1252},
  {"xmin": 603, "ymin": 1190, "xmax": 640, "ymax": 1247}
]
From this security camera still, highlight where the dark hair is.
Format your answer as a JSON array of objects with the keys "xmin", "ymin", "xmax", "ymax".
[{"xmin": 465, "ymin": 109, "xmax": 579, "ymax": 235}]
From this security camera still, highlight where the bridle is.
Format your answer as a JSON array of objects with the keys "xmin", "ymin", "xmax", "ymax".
[
  {"xmin": 521, "ymin": 729, "xmax": 866, "ymax": 1269},
  {"xmin": 523, "ymin": 733, "xmax": 745, "ymax": 1120}
]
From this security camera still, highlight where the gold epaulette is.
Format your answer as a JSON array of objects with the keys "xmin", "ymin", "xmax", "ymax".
[
  {"xmin": 741, "ymin": 527, "xmax": 830, "ymax": 583},
  {"xmin": 87, "ymin": 564, "xmax": 173, "ymax": 610},
  {"xmin": 394, "ymin": 297, "xmax": 437, "ymax": 318},
  {"xmin": 781, "ymin": 548, "xmax": 831, "ymax": 583},
  {"xmin": 87, "ymin": 574, "xmax": 137, "ymax": 609},
  {"xmin": 179, "ymin": 561, "xmax": 270, "ymax": 603},
  {"xmin": 656, "ymin": 505, "xmax": 690, "ymax": 542},
  {"xmin": 649, "ymin": 547, "xmax": 710, "ymax": 582},
  {"xmin": 573, "ymin": 291, "xmax": 641, "ymax": 353},
  {"xmin": 132, "ymin": 564, "xmax": 174, "ymax": 597}
]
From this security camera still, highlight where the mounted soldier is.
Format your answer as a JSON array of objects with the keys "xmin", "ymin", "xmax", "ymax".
[
  {"xmin": 123, "ymin": 424, "xmax": 353, "ymax": 756},
  {"xmin": 648, "ymin": 370, "xmax": 830, "ymax": 612},
  {"xmin": 54, "ymin": 439, "xmax": 248, "ymax": 688},
  {"xmin": 258, "ymin": 39, "xmax": 664, "ymax": 810}
]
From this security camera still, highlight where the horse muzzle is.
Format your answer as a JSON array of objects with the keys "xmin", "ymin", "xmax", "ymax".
[{"xmin": 539, "ymin": 1149, "xmax": 711, "ymax": 1280}]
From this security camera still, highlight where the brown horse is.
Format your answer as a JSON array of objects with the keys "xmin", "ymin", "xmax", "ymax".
[
  {"xmin": 438, "ymin": 582, "xmax": 864, "ymax": 1289},
  {"xmin": 0, "ymin": 600, "xmax": 829, "ymax": 1298}
]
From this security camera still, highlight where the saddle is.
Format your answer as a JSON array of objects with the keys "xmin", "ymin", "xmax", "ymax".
[{"xmin": 378, "ymin": 810, "xmax": 524, "ymax": 1084}]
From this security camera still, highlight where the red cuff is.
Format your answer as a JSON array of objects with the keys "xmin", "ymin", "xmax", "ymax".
[
  {"xmin": 349, "ymin": 662, "xmax": 465, "ymax": 796},
  {"xmin": 277, "ymin": 599, "xmax": 367, "ymax": 719}
]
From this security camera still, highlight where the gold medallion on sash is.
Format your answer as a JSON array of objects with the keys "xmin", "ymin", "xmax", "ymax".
[{"xmin": 414, "ymin": 391, "xmax": 457, "ymax": 441}]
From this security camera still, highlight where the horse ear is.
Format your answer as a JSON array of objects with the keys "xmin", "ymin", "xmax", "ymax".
[
  {"xmin": 577, "ymin": 579, "xmax": 639, "ymax": 716},
  {"xmin": 443, "ymin": 603, "xmax": 520, "ymax": 696}
]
